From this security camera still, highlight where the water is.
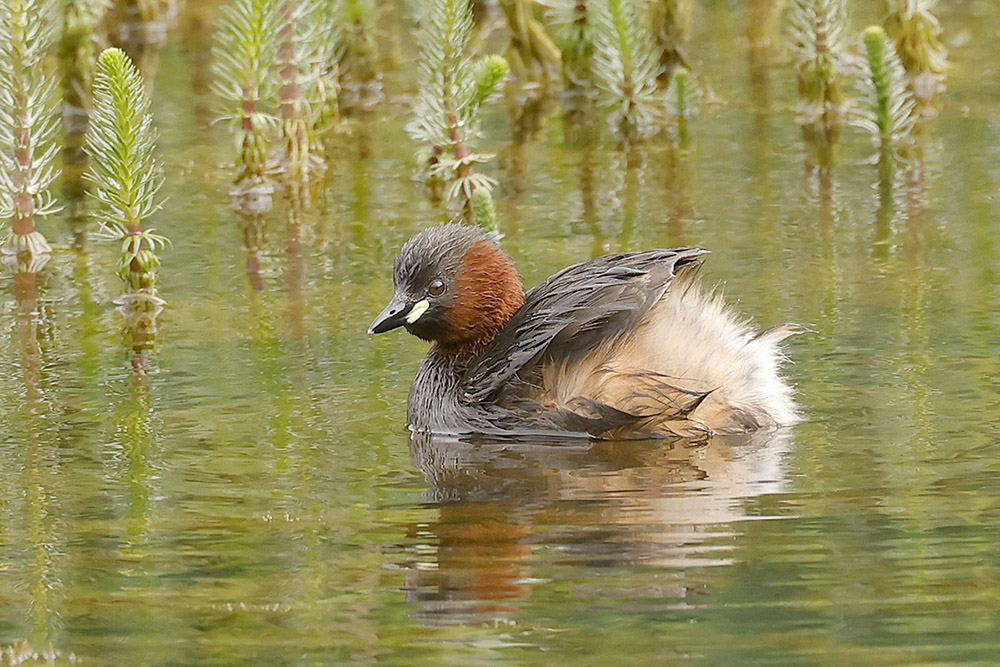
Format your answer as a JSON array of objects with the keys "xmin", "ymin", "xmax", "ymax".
[{"xmin": 2, "ymin": 1, "xmax": 1000, "ymax": 664}]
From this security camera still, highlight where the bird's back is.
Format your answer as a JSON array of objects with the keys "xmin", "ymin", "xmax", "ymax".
[{"xmin": 460, "ymin": 252, "xmax": 800, "ymax": 439}]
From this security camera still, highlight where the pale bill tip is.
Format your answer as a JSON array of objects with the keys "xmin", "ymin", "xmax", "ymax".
[{"xmin": 405, "ymin": 299, "xmax": 430, "ymax": 324}]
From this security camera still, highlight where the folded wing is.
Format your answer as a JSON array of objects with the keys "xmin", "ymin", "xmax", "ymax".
[{"xmin": 462, "ymin": 247, "xmax": 709, "ymax": 435}]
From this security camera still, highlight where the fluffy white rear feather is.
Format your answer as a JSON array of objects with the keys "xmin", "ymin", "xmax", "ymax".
[{"xmin": 535, "ymin": 274, "xmax": 800, "ymax": 435}]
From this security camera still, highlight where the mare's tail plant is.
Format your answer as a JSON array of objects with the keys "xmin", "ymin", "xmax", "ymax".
[
  {"xmin": 213, "ymin": 0, "xmax": 279, "ymax": 202},
  {"xmin": 499, "ymin": 0, "xmax": 561, "ymax": 85},
  {"xmin": 61, "ymin": 0, "xmax": 111, "ymax": 120},
  {"xmin": 0, "ymin": 0, "xmax": 61, "ymax": 269},
  {"xmin": 275, "ymin": 0, "xmax": 328, "ymax": 184},
  {"xmin": 406, "ymin": 0, "xmax": 509, "ymax": 222},
  {"xmin": 85, "ymin": 47, "xmax": 168, "ymax": 302},
  {"xmin": 547, "ymin": 0, "xmax": 597, "ymax": 92},
  {"xmin": 789, "ymin": 0, "xmax": 850, "ymax": 143},
  {"xmin": 114, "ymin": 0, "xmax": 179, "ymax": 24},
  {"xmin": 313, "ymin": 1, "xmax": 343, "ymax": 131},
  {"xmin": 591, "ymin": 0, "xmax": 663, "ymax": 143},
  {"xmin": 664, "ymin": 66, "xmax": 697, "ymax": 145},
  {"xmin": 650, "ymin": 0, "xmax": 693, "ymax": 87},
  {"xmin": 856, "ymin": 25, "xmax": 915, "ymax": 155},
  {"xmin": 109, "ymin": 0, "xmax": 176, "ymax": 61},
  {"xmin": 880, "ymin": 0, "xmax": 947, "ymax": 113},
  {"xmin": 333, "ymin": 0, "xmax": 380, "ymax": 103},
  {"xmin": 470, "ymin": 187, "xmax": 498, "ymax": 235},
  {"xmin": 61, "ymin": 0, "xmax": 112, "ymax": 213}
]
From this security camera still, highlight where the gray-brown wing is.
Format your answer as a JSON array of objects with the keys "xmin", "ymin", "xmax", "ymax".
[{"xmin": 461, "ymin": 247, "xmax": 709, "ymax": 404}]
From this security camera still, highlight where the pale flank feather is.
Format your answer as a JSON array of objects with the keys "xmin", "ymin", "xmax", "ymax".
[{"xmin": 531, "ymin": 273, "xmax": 801, "ymax": 435}]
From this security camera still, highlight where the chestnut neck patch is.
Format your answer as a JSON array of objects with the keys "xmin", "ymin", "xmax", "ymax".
[{"xmin": 442, "ymin": 239, "xmax": 524, "ymax": 350}]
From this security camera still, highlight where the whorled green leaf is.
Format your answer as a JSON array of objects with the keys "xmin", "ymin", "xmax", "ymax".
[
  {"xmin": 469, "ymin": 187, "xmax": 498, "ymax": 234},
  {"xmin": 547, "ymin": 0, "xmax": 597, "ymax": 87},
  {"xmin": 855, "ymin": 25, "xmax": 915, "ymax": 149},
  {"xmin": 406, "ymin": 0, "xmax": 506, "ymax": 152},
  {"xmin": 406, "ymin": 0, "xmax": 507, "ymax": 214},
  {"xmin": 591, "ymin": 0, "xmax": 663, "ymax": 141},
  {"xmin": 212, "ymin": 0, "xmax": 280, "ymax": 126},
  {"xmin": 789, "ymin": 0, "xmax": 850, "ymax": 126},
  {"xmin": 85, "ymin": 47, "xmax": 165, "ymax": 238},
  {"xmin": 0, "ymin": 0, "xmax": 62, "ymax": 225}
]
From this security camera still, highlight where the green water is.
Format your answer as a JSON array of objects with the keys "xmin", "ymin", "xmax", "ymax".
[{"xmin": 2, "ymin": 1, "xmax": 1000, "ymax": 664}]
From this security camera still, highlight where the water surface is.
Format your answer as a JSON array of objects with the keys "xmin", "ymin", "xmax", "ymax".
[{"xmin": 1, "ymin": 1, "xmax": 999, "ymax": 664}]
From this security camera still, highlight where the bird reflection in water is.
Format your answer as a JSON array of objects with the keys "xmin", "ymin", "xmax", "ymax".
[{"xmin": 398, "ymin": 429, "xmax": 792, "ymax": 624}]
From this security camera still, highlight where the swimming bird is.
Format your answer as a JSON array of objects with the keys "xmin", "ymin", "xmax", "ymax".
[{"xmin": 369, "ymin": 224, "xmax": 800, "ymax": 439}]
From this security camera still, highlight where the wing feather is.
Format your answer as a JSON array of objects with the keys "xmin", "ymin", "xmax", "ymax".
[{"xmin": 462, "ymin": 247, "xmax": 709, "ymax": 404}]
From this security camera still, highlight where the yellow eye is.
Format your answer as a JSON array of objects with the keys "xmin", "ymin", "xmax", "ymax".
[{"xmin": 428, "ymin": 279, "xmax": 445, "ymax": 297}]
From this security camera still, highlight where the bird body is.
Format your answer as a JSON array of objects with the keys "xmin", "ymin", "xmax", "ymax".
[{"xmin": 370, "ymin": 224, "xmax": 799, "ymax": 440}]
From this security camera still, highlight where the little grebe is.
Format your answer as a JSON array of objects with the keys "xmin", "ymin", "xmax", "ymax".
[{"xmin": 369, "ymin": 224, "xmax": 800, "ymax": 439}]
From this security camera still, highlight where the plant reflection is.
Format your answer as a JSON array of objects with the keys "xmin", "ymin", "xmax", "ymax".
[{"xmin": 5, "ymin": 261, "xmax": 64, "ymax": 654}]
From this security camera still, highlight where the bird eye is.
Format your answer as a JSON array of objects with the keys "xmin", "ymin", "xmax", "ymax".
[{"xmin": 428, "ymin": 279, "xmax": 445, "ymax": 297}]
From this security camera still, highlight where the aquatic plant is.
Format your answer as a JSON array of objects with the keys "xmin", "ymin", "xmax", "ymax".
[
  {"xmin": 591, "ymin": 0, "xmax": 662, "ymax": 142},
  {"xmin": 313, "ymin": 1, "xmax": 344, "ymax": 130},
  {"xmin": 856, "ymin": 25, "xmax": 915, "ymax": 152},
  {"xmin": 0, "ymin": 0, "xmax": 61, "ymax": 268},
  {"xmin": 789, "ymin": 0, "xmax": 850, "ymax": 138},
  {"xmin": 499, "ymin": 0, "xmax": 561, "ymax": 84},
  {"xmin": 746, "ymin": 0, "xmax": 784, "ymax": 107},
  {"xmin": 212, "ymin": 0, "xmax": 280, "ymax": 200},
  {"xmin": 87, "ymin": 47, "xmax": 168, "ymax": 366},
  {"xmin": 86, "ymin": 47, "xmax": 168, "ymax": 292},
  {"xmin": 880, "ymin": 0, "xmax": 947, "ymax": 113},
  {"xmin": 650, "ymin": 0, "xmax": 693, "ymax": 86},
  {"xmin": 61, "ymin": 0, "xmax": 112, "ymax": 120},
  {"xmin": 664, "ymin": 66, "xmax": 697, "ymax": 144},
  {"xmin": 108, "ymin": 0, "xmax": 178, "ymax": 53},
  {"xmin": 406, "ymin": 0, "xmax": 509, "ymax": 219},
  {"xmin": 470, "ymin": 187, "xmax": 499, "ymax": 234},
  {"xmin": 332, "ymin": 0, "xmax": 380, "ymax": 102},
  {"xmin": 275, "ymin": 0, "xmax": 328, "ymax": 182},
  {"xmin": 115, "ymin": 0, "xmax": 178, "ymax": 23},
  {"xmin": 61, "ymin": 0, "xmax": 112, "ymax": 220},
  {"xmin": 547, "ymin": 0, "xmax": 596, "ymax": 90}
]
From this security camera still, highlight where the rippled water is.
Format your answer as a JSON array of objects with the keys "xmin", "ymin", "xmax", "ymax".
[{"xmin": 2, "ymin": 1, "xmax": 999, "ymax": 664}]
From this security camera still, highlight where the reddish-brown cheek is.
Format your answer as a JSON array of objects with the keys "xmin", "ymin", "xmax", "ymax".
[{"xmin": 444, "ymin": 240, "xmax": 524, "ymax": 346}]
